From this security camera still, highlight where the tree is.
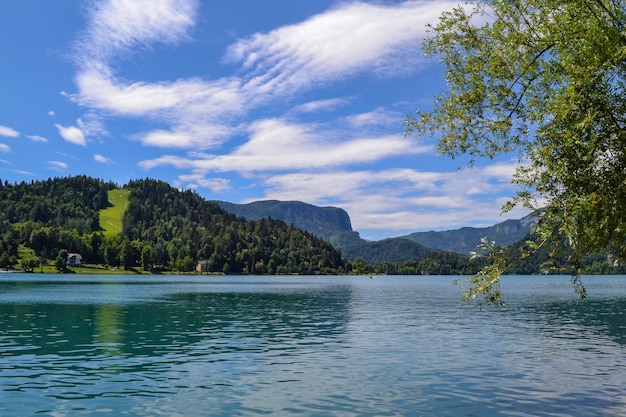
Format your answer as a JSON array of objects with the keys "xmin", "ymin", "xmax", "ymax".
[
  {"xmin": 56, "ymin": 249, "xmax": 68, "ymax": 272},
  {"xmin": 141, "ymin": 244, "xmax": 153, "ymax": 271},
  {"xmin": 406, "ymin": 0, "xmax": 626, "ymax": 305},
  {"xmin": 0, "ymin": 252, "xmax": 12, "ymax": 269},
  {"xmin": 18, "ymin": 245, "xmax": 39, "ymax": 272}
]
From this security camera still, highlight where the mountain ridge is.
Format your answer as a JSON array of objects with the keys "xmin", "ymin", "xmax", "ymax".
[
  {"xmin": 216, "ymin": 200, "xmax": 364, "ymax": 248},
  {"xmin": 398, "ymin": 214, "xmax": 537, "ymax": 256},
  {"xmin": 217, "ymin": 199, "xmax": 536, "ymax": 256}
]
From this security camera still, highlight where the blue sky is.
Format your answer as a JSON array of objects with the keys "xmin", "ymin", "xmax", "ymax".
[{"xmin": 0, "ymin": 0, "xmax": 528, "ymax": 240}]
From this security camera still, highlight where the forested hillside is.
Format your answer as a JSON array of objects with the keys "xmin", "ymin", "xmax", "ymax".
[
  {"xmin": 340, "ymin": 238, "xmax": 484, "ymax": 276},
  {"xmin": 0, "ymin": 176, "xmax": 346, "ymax": 274}
]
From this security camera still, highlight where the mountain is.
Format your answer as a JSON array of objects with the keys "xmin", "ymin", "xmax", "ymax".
[
  {"xmin": 399, "ymin": 214, "xmax": 537, "ymax": 256},
  {"xmin": 217, "ymin": 200, "xmax": 538, "ymax": 264},
  {"xmin": 216, "ymin": 200, "xmax": 365, "ymax": 248}
]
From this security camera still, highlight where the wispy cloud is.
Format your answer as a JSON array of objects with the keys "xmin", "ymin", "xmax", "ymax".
[
  {"xmin": 55, "ymin": 124, "xmax": 87, "ymax": 146},
  {"xmin": 0, "ymin": 125, "xmax": 19, "ymax": 138},
  {"xmin": 48, "ymin": 161, "xmax": 68, "ymax": 171},
  {"xmin": 173, "ymin": 171, "xmax": 231, "ymax": 193},
  {"xmin": 0, "ymin": 144, "xmax": 10, "ymax": 153},
  {"xmin": 12, "ymin": 169, "xmax": 35, "ymax": 176},
  {"xmin": 293, "ymin": 98, "xmax": 349, "ymax": 114},
  {"xmin": 77, "ymin": 0, "xmax": 198, "ymax": 66},
  {"xmin": 69, "ymin": 1, "xmax": 455, "ymax": 151},
  {"xmin": 94, "ymin": 154, "xmax": 112, "ymax": 164},
  {"xmin": 25, "ymin": 135, "xmax": 49, "ymax": 143},
  {"xmin": 77, "ymin": 112, "xmax": 108, "ymax": 137},
  {"xmin": 226, "ymin": 2, "xmax": 455, "ymax": 94},
  {"xmin": 70, "ymin": 0, "xmax": 241, "ymax": 150},
  {"xmin": 139, "ymin": 118, "xmax": 429, "ymax": 172},
  {"xmin": 345, "ymin": 108, "xmax": 402, "ymax": 129}
]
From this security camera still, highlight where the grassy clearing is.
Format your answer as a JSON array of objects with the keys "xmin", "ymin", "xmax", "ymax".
[{"xmin": 99, "ymin": 189, "xmax": 130, "ymax": 236}]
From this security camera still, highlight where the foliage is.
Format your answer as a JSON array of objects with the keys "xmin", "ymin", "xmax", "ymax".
[
  {"xmin": 0, "ymin": 176, "xmax": 346, "ymax": 275},
  {"xmin": 55, "ymin": 249, "xmax": 68, "ymax": 272},
  {"xmin": 372, "ymin": 251, "xmax": 486, "ymax": 276},
  {"xmin": 406, "ymin": 0, "xmax": 626, "ymax": 304},
  {"xmin": 17, "ymin": 245, "xmax": 39, "ymax": 272},
  {"xmin": 342, "ymin": 238, "xmax": 437, "ymax": 264},
  {"xmin": 120, "ymin": 179, "xmax": 347, "ymax": 274}
]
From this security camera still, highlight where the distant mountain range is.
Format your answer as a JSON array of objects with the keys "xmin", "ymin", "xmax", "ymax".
[
  {"xmin": 397, "ymin": 215, "xmax": 537, "ymax": 256},
  {"xmin": 216, "ymin": 200, "xmax": 537, "ymax": 263}
]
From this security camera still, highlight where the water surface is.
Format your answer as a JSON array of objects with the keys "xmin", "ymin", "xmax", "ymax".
[{"xmin": 0, "ymin": 275, "xmax": 624, "ymax": 416}]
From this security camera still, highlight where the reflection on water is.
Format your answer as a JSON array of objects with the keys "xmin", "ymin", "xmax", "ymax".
[{"xmin": 0, "ymin": 275, "xmax": 625, "ymax": 416}]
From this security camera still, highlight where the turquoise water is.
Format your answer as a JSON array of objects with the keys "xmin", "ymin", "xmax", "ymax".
[{"xmin": 0, "ymin": 274, "xmax": 625, "ymax": 416}]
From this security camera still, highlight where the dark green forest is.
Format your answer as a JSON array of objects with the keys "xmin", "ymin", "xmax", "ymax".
[{"xmin": 0, "ymin": 176, "xmax": 345, "ymax": 274}]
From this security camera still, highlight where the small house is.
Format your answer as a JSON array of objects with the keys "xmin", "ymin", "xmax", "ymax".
[{"xmin": 67, "ymin": 253, "xmax": 83, "ymax": 267}]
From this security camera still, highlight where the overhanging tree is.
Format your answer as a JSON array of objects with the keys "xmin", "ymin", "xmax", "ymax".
[{"xmin": 406, "ymin": 0, "xmax": 626, "ymax": 305}]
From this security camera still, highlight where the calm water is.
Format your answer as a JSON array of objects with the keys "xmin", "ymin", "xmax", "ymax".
[{"xmin": 0, "ymin": 274, "xmax": 625, "ymax": 416}]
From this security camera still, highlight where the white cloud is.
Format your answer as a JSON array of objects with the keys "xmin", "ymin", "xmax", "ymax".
[
  {"xmin": 226, "ymin": 1, "xmax": 457, "ymax": 94},
  {"xmin": 12, "ymin": 169, "xmax": 35, "ymax": 176},
  {"xmin": 48, "ymin": 161, "xmax": 68, "ymax": 171},
  {"xmin": 77, "ymin": 112, "xmax": 108, "ymax": 137},
  {"xmin": 71, "ymin": 0, "xmax": 245, "ymax": 149},
  {"xmin": 74, "ymin": 69, "xmax": 244, "ymax": 119},
  {"xmin": 55, "ymin": 124, "xmax": 87, "ymax": 146},
  {"xmin": 0, "ymin": 125, "xmax": 19, "ymax": 138},
  {"xmin": 134, "ymin": 122, "xmax": 235, "ymax": 149},
  {"xmin": 78, "ymin": 0, "xmax": 198, "ymax": 65},
  {"xmin": 48, "ymin": 110, "xmax": 56, "ymax": 116},
  {"xmin": 26, "ymin": 135, "xmax": 49, "ymax": 143},
  {"xmin": 293, "ymin": 98, "xmax": 349, "ymax": 113},
  {"xmin": 346, "ymin": 107, "xmax": 401, "ymax": 128},
  {"xmin": 139, "ymin": 118, "xmax": 429, "ymax": 172},
  {"xmin": 0, "ymin": 144, "xmax": 10, "ymax": 153},
  {"xmin": 94, "ymin": 154, "xmax": 112, "ymax": 164},
  {"xmin": 255, "ymin": 162, "xmax": 525, "ymax": 232},
  {"xmin": 69, "ymin": 1, "xmax": 456, "ymax": 151},
  {"xmin": 174, "ymin": 171, "xmax": 231, "ymax": 193}
]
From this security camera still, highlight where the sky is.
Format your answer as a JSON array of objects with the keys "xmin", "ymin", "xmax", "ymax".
[{"xmin": 0, "ymin": 0, "xmax": 529, "ymax": 241}]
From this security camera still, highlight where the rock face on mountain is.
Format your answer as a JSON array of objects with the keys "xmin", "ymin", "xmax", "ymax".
[
  {"xmin": 216, "ymin": 200, "xmax": 365, "ymax": 248},
  {"xmin": 399, "ymin": 214, "xmax": 537, "ymax": 256}
]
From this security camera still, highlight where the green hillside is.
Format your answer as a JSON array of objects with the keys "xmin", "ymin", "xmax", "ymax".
[
  {"xmin": 99, "ymin": 189, "xmax": 130, "ymax": 236},
  {"xmin": 0, "ymin": 176, "xmax": 346, "ymax": 274}
]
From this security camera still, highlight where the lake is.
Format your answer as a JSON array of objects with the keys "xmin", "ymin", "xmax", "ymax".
[{"xmin": 0, "ymin": 274, "xmax": 625, "ymax": 416}]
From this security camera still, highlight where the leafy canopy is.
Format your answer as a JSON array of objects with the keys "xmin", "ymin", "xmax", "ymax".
[{"xmin": 406, "ymin": 0, "xmax": 626, "ymax": 304}]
